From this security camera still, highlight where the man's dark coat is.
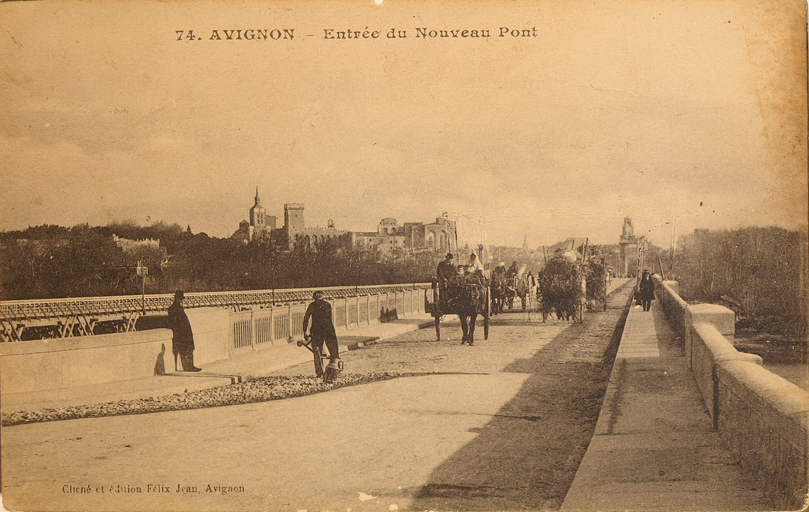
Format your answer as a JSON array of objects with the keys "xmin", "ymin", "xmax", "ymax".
[{"xmin": 168, "ymin": 300, "xmax": 195, "ymax": 354}]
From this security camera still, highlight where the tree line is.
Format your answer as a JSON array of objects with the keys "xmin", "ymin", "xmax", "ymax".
[
  {"xmin": 0, "ymin": 222, "xmax": 442, "ymax": 300},
  {"xmin": 670, "ymin": 226, "xmax": 807, "ymax": 337}
]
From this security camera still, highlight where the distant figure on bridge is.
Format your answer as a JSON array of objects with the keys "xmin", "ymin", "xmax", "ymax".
[
  {"xmin": 168, "ymin": 290, "xmax": 202, "ymax": 372},
  {"xmin": 303, "ymin": 291, "xmax": 341, "ymax": 379},
  {"xmin": 638, "ymin": 270, "xmax": 655, "ymax": 312}
]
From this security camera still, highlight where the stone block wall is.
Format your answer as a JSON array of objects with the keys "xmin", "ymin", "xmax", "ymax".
[
  {"xmin": 0, "ymin": 329, "xmax": 172, "ymax": 394},
  {"xmin": 718, "ymin": 361, "xmax": 809, "ymax": 509}
]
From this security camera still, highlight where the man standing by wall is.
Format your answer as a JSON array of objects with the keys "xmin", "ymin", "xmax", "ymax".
[{"xmin": 168, "ymin": 290, "xmax": 202, "ymax": 372}]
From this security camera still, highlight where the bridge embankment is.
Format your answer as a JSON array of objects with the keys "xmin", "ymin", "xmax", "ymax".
[{"xmin": 654, "ymin": 276, "xmax": 808, "ymax": 510}]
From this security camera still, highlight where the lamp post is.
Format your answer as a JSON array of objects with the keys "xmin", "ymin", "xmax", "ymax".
[
  {"xmin": 269, "ymin": 241, "xmax": 278, "ymax": 306},
  {"xmin": 136, "ymin": 260, "xmax": 148, "ymax": 314}
]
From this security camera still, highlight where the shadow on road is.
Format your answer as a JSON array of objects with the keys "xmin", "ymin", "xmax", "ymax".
[{"xmin": 409, "ymin": 286, "xmax": 632, "ymax": 511}]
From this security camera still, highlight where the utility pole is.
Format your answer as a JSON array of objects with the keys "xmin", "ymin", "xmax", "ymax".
[
  {"xmin": 136, "ymin": 260, "xmax": 148, "ymax": 314},
  {"xmin": 578, "ymin": 238, "xmax": 589, "ymax": 324},
  {"xmin": 637, "ymin": 236, "xmax": 647, "ymax": 281}
]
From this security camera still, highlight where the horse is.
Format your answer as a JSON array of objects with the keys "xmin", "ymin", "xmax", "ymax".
[
  {"xmin": 457, "ymin": 284, "xmax": 483, "ymax": 345},
  {"xmin": 426, "ymin": 275, "xmax": 490, "ymax": 344},
  {"xmin": 490, "ymin": 273, "xmax": 511, "ymax": 315}
]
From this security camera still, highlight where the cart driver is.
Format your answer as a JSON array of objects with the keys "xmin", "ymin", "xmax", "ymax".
[
  {"xmin": 437, "ymin": 253, "xmax": 457, "ymax": 283},
  {"xmin": 437, "ymin": 253, "xmax": 458, "ymax": 304},
  {"xmin": 303, "ymin": 291, "xmax": 342, "ymax": 380}
]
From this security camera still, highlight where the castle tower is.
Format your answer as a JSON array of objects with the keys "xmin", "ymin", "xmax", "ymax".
[
  {"xmin": 284, "ymin": 203, "xmax": 305, "ymax": 249},
  {"xmin": 249, "ymin": 187, "xmax": 266, "ymax": 240}
]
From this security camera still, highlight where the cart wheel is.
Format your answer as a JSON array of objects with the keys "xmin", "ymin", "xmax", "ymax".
[
  {"xmin": 434, "ymin": 316, "xmax": 441, "ymax": 341},
  {"xmin": 485, "ymin": 287, "xmax": 490, "ymax": 315},
  {"xmin": 483, "ymin": 288, "xmax": 490, "ymax": 340}
]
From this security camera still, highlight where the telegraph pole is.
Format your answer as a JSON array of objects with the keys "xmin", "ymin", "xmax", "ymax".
[{"xmin": 136, "ymin": 260, "xmax": 148, "ymax": 314}]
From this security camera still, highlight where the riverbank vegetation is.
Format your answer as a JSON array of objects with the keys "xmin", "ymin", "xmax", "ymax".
[{"xmin": 671, "ymin": 226, "xmax": 807, "ymax": 340}]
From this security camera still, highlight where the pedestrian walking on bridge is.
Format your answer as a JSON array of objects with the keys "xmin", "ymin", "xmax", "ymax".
[{"xmin": 638, "ymin": 270, "xmax": 655, "ymax": 312}]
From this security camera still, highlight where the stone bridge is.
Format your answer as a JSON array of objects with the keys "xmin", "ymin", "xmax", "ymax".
[{"xmin": 0, "ymin": 278, "xmax": 806, "ymax": 511}]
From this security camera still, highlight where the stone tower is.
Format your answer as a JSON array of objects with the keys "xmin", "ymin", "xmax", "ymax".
[
  {"xmin": 284, "ymin": 203, "xmax": 305, "ymax": 248},
  {"xmin": 619, "ymin": 217, "xmax": 638, "ymax": 277}
]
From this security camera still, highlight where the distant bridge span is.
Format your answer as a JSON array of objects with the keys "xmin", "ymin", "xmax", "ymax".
[{"xmin": 0, "ymin": 284, "xmax": 431, "ymax": 342}]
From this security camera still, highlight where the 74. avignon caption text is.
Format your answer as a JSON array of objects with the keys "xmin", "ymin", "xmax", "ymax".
[{"xmin": 175, "ymin": 27, "xmax": 538, "ymax": 42}]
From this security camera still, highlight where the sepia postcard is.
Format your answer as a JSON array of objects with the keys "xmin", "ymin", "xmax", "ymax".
[{"xmin": 1, "ymin": 0, "xmax": 807, "ymax": 511}]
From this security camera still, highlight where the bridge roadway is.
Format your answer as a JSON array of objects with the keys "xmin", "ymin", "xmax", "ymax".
[{"xmin": 0, "ymin": 279, "xmax": 772, "ymax": 512}]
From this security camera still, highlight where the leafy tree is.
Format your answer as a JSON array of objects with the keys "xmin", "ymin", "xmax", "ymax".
[{"xmin": 673, "ymin": 227, "xmax": 807, "ymax": 336}]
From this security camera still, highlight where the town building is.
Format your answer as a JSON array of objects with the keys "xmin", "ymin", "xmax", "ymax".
[
  {"xmin": 285, "ymin": 203, "xmax": 353, "ymax": 251},
  {"xmin": 352, "ymin": 215, "xmax": 457, "ymax": 258},
  {"xmin": 112, "ymin": 234, "xmax": 161, "ymax": 253},
  {"xmin": 232, "ymin": 190, "xmax": 457, "ymax": 256}
]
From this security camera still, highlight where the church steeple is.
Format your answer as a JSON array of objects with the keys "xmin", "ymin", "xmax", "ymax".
[
  {"xmin": 253, "ymin": 186, "xmax": 262, "ymax": 208},
  {"xmin": 249, "ymin": 186, "xmax": 266, "ymax": 238}
]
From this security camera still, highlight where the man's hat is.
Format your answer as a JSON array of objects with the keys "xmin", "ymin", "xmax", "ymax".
[
  {"xmin": 446, "ymin": 253, "xmax": 454, "ymax": 259},
  {"xmin": 174, "ymin": 290, "xmax": 185, "ymax": 300},
  {"xmin": 313, "ymin": 290, "xmax": 325, "ymax": 299}
]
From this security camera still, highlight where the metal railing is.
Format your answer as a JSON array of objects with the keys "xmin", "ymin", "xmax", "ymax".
[
  {"xmin": 226, "ymin": 287, "xmax": 427, "ymax": 351},
  {"xmin": 0, "ymin": 284, "xmax": 430, "ymax": 342}
]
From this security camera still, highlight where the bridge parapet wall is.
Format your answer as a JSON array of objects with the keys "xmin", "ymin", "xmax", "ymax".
[
  {"xmin": 718, "ymin": 360, "xmax": 809, "ymax": 509},
  {"xmin": 0, "ymin": 329, "xmax": 173, "ymax": 394},
  {"xmin": 654, "ymin": 276, "xmax": 809, "ymax": 509},
  {"xmin": 655, "ymin": 277, "xmax": 687, "ymax": 340},
  {"xmin": 0, "ymin": 287, "xmax": 425, "ymax": 396}
]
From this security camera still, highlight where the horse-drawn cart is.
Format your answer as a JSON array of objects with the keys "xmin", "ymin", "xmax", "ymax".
[
  {"xmin": 425, "ymin": 276, "xmax": 490, "ymax": 344},
  {"xmin": 508, "ymin": 273, "xmax": 532, "ymax": 311}
]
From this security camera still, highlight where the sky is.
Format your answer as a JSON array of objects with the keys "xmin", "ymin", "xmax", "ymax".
[{"xmin": 1, "ymin": 0, "xmax": 807, "ymax": 249}]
